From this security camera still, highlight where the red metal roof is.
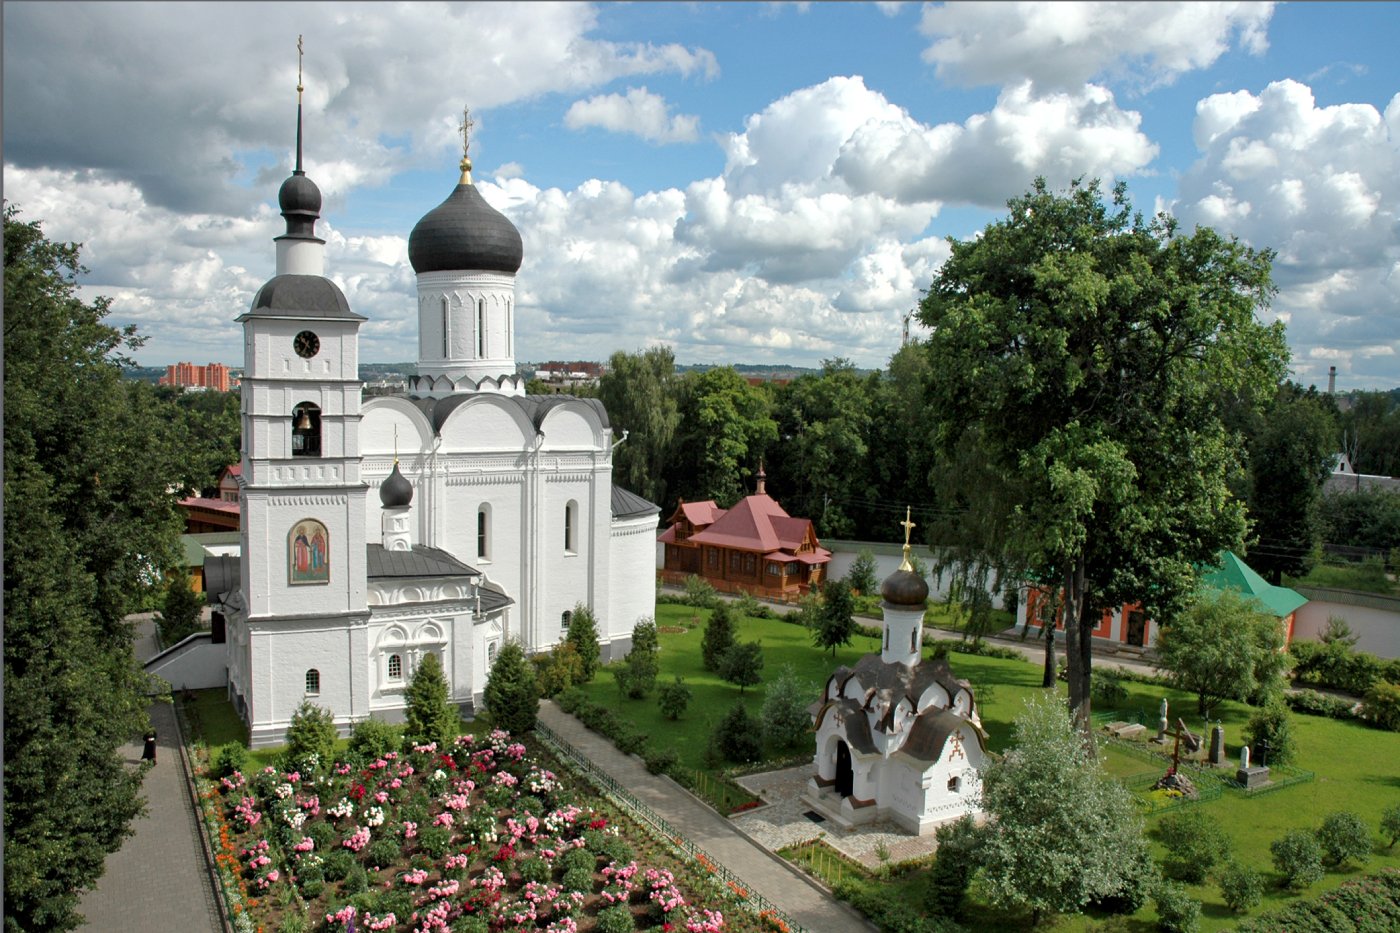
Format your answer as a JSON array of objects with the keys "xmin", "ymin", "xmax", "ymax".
[{"xmin": 179, "ymin": 496, "xmax": 239, "ymax": 515}]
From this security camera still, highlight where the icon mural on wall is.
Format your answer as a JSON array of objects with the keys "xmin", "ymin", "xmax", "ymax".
[{"xmin": 289, "ymin": 519, "xmax": 330, "ymax": 584}]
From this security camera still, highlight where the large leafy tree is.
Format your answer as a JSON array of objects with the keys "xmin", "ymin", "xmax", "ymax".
[
  {"xmin": 1340, "ymin": 390, "xmax": 1400, "ymax": 478},
  {"xmin": 769, "ymin": 358, "xmax": 874, "ymax": 538},
  {"xmin": 4, "ymin": 206, "xmax": 190, "ymax": 930},
  {"xmin": 978, "ymin": 696, "xmax": 1153, "ymax": 926},
  {"xmin": 1154, "ymin": 588, "xmax": 1289, "ymax": 717},
  {"xmin": 918, "ymin": 178, "xmax": 1288, "ymax": 743},
  {"xmin": 668, "ymin": 366, "xmax": 776, "ymax": 506},
  {"xmin": 1245, "ymin": 383, "xmax": 1338, "ymax": 583},
  {"xmin": 597, "ymin": 347, "xmax": 680, "ymax": 506}
]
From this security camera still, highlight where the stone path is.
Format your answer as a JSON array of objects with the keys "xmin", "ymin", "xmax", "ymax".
[
  {"xmin": 78, "ymin": 616, "xmax": 224, "ymax": 932},
  {"xmin": 537, "ymin": 701, "xmax": 877, "ymax": 933}
]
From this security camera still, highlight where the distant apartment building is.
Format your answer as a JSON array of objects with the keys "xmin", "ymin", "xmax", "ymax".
[
  {"xmin": 160, "ymin": 361, "xmax": 234, "ymax": 392},
  {"xmin": 532, "ymin": 360, "xmax": 605, "ymax": 392}
]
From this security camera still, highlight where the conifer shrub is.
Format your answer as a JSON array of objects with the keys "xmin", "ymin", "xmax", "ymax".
[
  {"xmin": 719, "ymin": 639, "xmax": 764, "ymax": 692},
  {"xmin": 405, "ymin": 652, "xmax": 460, "ymax": 747},
  {"xmin": 924, "ymin": 815, "xmax": 982, "ymax": 918},
  {"xmin": 562, "ymin": 865, "xmax": 595, "ymax": 894},
  {"xmin": 595, "ymin": 904, "xmax": 636, "ymax": 933},
  {"xmin": 1244, "ymin": 700, "xmax": 1296, "ymax": 766},
  {"xmin": 1271, "ymin": 829, "xmax": 1324, "ymax": 890},
  {"xmin": 518, "ymin": 856, "xmax": 552, "ymax": 884},
  {"xmin": 156, "ymin": 565, "xmax": 205, "ymax": 646},
  {"xmin": 761, "ymin": 665, "xmax": 813, "ymax": 750},
  {"xmin": 701, "ymin": 601, "xmax": 737, "ymax": 671},
  {"xmin": 536, "ymin": 641, "xmax": 584, "ymax": 698},
  {"xmin": 564, "ymin": 603, "xmax": 602, "ymax": 682},
  {"xmin": 365, "ymin": 838, "xmax": 400, "ymax": 871},
  {"xmin": 213, "ymin": 742, "xmax": 247, "ymax": 778},
  {"xmin": 285, "ymin": 700, "xmax": 339, "ymax": 770},
  {"xmin": 600, "ymin": 837, "xmax": 634, "ymax": 865},
  {"xmin": 559, "ymin": 847, "xmax": 596, "ymax": 874},
  {"xmin": 715, "ymin": 702, "xmax": 763, "ymax": 763},
  {"xmin": 483, "ymin": 640, "xmax": 539, "ymax": 735},
  {"xmin": 417, "ymin": 825, "xmax": 452, "ymax": 859},
  {"xmin": 342, "ymin": 863, "xmax": 368, "ymax": 894}
]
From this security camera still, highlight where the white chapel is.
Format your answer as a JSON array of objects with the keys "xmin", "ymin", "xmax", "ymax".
[{"xmin": 207, "ymin": 86, "xmax": 658, "ymax": 747}]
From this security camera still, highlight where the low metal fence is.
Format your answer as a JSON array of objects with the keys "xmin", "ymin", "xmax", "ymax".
[{"xmin": 535, "ymin": 720, "xmax": 808, "ymax": 933}]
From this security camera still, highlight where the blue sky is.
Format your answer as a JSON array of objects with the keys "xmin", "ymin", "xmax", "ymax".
[{"xmin": 5, "ymin": 2, "xmax": 1398, "ymax": 389}]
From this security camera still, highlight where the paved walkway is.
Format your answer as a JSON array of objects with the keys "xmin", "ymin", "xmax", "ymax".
[
  {"xmin": 538, "ymin": 701, "xmax": 877, "ymax": 933},
  {"xmin": 78, "ymin": 617, "xmax": 223, "ymax": 933}
]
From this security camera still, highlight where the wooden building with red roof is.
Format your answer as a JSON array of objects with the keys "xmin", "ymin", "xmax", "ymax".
[{"xmin": 657, "ymin": 470, "xmax": 831, "ymax": 599}]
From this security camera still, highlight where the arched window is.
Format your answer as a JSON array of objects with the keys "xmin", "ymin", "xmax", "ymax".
[
  {"xmin": 291, "ymin": 402, "xmax": 321, "ymax": 457},
  {"xmin": 477, "ymin": 507, "xmax": 489, "ymax": 561},
  {"xmin": 305, "ymin": 668, "xmax": 320, "ymax": 695},
  {"xmin": 387, "ymin": 654, "xmax": 403, "ymax": 680},
  {"xmin": 561, "ymin": 609, "xmax": 572, "ymax": 632},
  {"xmin": 442, "ymin": 296, "xmax": 450, "ymax": 357},
  {"xmin": 564, "ymin": 500, "xmax": 578, "ymax": 553},
  {"xmin": 505, "ymin": 300, "xmax": 512, "ymax": 356},
  {"xmin": 948, "ymin": 775, "xmax": 962, "ymax": 793},
  {"xmin": 477, "ymin": 299, "xmax": 485, "ymax": 356},
  {"xmin": 910, "ymin": 629, "xmax": 917, "ymax": 651},
  {"xmin": 487, "ymin": 642, "xmax": 498, "ymax": 665}
]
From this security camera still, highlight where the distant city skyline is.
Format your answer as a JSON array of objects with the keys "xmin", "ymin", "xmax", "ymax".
[{"xmin": 4, "ymin": 2, "xmax": 1398, "ymax": 389}]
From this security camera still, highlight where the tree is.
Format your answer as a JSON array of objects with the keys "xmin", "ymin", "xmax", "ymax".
[
  {"xmin": 1244, "ymin": 700, "xmax": 1295, "ymax": 766},
  {"xmin": 1315, "ymin": 811, "xmax": 1372, "ymax": 866},
  {"xmin": 405, "ymin": 652, "xmax": 461, "ymax": 747},
  {"xmin": 597, "ymin": 347, "xmax": 681, "ymax": 506},
  {"xmin": 623, "ymin": 618, "xmax": 660, "ymax": 698},
  {"xmin": 812, "ymin": 579, "xmax": 856, "ymax": 657},
  {"xmin": 918, "ymin": 178, "xmax": 1288, "ymax": 744},
  {"xmin": 484, "ymin": 641, "xmax": 539, "ymax": 735},
  {"xmin": 564, "ymin": 603, "xmax": 602, "ymax": 683},
  {"xmin": 156, "ymin": 564, "xmax": 205, "ymax": 646},
  {"xmin": 1381, "ymin": 803, "xmax": 1400, "ymax": 850},
  {"xmin": 668, "ymin": 366, "xmax": 777, "ymax": 506},
  {"xmin": 845, "ymin": 549, "xmax": 878, "ymax": 595},
  {"xmin": 1246, "ymin": 383, "xmax": 1338, "ymax": 583},
  {"xmin": 769, "ymin": 359, "xmax": 874, "ymax": 538},
  {"xmin": 658, "ymin": 676, "xmax": 692, "ymax": 720},
  {"xmin": 761, "ymin": 665, "xmax": 813, "ymax": 750},
  {"xmin": 1154, "ymin": 588, "xmax": 1289, "ymax": 717},
  {"xmin": 719, "ymin": 640, "xmax": 764, "ymax": 693},
  {"xmin": 1157, "ymin": 809, "xmax": 1232, "ymax": 883},
  {"xmin": 1319, "ymin": 487, "xmax": 1400, "ymax": 554},
  {"xmin": 1270, "ymin": 830, "xmax": 1324, "ymax": 890},
  {"xmin": 4, "ymin": 206, "xmax": 192, "ymax": 931},
  {"xmin": 1340, "ymin": 390, "xmax": 1400, "ymax": 478},
  {"xmin": 924, "ymin": 814, "xmax": 983, "ymax": 918},
  {"xmin": 977, "ymin": 695, "xmax": 1151, "ymax": 926},
  {"xmin": 714, "ymin": 702, "xmax": 763, "ymax": 763},
  {"xmin": 284, "ymin": 700, "xmax": 339, "ymax": 769},
  {"xmin": 701, "ymin": 601, "xmax": 737, "ymax": 671}
]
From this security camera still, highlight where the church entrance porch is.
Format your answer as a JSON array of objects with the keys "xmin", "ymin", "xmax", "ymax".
[{"xmin": 835, "ymin": 739, "xmax": 854, "ymax": 797}]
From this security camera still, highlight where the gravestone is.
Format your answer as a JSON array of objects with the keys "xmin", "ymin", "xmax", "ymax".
[
  {"xmin": 1209, "ymin": 724, "xmax": 1225, "ymax": 765},
  {"xmin": 1152, "ymin": 698, "xmax": 1170, "ymax": 744},
  {"xmin": 1235, "ymin": 743, "xmax": 1270, "ymax": 789}
]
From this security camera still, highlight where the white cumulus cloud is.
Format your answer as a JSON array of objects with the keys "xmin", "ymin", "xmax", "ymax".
[{"xmin": 564, "ymin": 87, "xmax": 701, "ymax": 144}]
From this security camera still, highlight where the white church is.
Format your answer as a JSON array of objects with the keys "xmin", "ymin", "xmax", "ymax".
[
  {"xmin": 803, "ymin": 523, "xmax": 987, "ymax": 835},
  {"xmin": 194, "ymin": 91, "xmax": 658, "ymax": 747}
]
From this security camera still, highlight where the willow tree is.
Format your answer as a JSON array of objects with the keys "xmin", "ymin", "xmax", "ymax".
[{"xmin": 918, "ymin": 178, "xmax": 1288, "ymax": 745}]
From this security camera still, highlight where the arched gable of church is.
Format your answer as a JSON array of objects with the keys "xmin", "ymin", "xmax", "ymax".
[
  {"xmin": 361, "ymin": 397, "xmax": 435, "ymax": 457},
  {"xmin": 537, "ymin": 400, "xmax": 606, "ymax": 451},
  {"xmin": 437, "ymin": 395, "xmax": 534, "ymax": 453}
]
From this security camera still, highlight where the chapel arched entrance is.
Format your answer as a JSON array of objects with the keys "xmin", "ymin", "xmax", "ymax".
[{"xmin": 835, "ymin": 740, "xmax": 853, "ymax": 798}]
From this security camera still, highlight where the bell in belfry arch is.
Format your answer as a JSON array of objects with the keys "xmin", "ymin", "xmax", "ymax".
[{"xmin": 296, "ymin": 407, "xmax": 312, "ymax": 430}]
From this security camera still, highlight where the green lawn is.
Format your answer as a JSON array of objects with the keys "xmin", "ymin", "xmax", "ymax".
[{"xmin": 579, "ymin": 603, "xmax": 1400, "ymax": 930}]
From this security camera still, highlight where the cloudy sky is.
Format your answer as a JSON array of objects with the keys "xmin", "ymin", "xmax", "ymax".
[{"xmin": 4, "ymin": 2, "xmax": 1398, "ymax": 389}]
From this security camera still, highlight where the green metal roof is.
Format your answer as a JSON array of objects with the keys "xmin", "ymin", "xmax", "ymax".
[
  {"xmin": 1201, "ymin": 551, "xmax": 1308, "ymax": 618},
  {"xmin": 180, "ymin": 532, "xmax": 242, "ymax": 567}
]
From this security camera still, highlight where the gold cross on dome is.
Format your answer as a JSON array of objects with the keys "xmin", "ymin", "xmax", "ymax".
[
  {"xmin": 899, "ymin": 506, "xmax": 916, "ymax": 571},
  {"xmin": 459, "ymin": 107, "xmax": 474, "ymax": 159}
]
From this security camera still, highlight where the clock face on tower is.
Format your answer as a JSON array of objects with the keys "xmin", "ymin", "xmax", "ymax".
[{"xmin": 293, "ymin": 330, "xmax": 320, "ymax": 359}]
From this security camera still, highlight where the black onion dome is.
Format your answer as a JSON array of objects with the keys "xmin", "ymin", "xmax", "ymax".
[
  {"xmin": 279, "ymin": 171, "xmax": 322, "ymax": 216},
  {"xmin": 882, "ymin": 566, "xmax": 929, "ymax": 606},
  {"xmin": 408, "ymin": 183, "xmax": 523, "ymax": 274},
  {"xmin": 380, "ymin": 462, "xmax": 413, "ymax": 508}
]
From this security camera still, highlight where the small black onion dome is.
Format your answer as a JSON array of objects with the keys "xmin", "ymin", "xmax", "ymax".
[
  {"xmin": 380, "ymin": 462, "xmax": 413, "ymax": 508},
  {"xmin": 881, "ymin": 566, "xmax": 929, "ymax": 606},
  {"xmin": 408, "ymin": 183, "xmax": 523, "ymax": 274},
  {"xmin": 278, "ymin": 171, "xmax": 322, "ymax": 217}
]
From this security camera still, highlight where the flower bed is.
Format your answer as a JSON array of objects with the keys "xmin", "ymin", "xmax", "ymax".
[{"xmin": 193, "ymin": 730, "xmax": 759, "ymax": 932}]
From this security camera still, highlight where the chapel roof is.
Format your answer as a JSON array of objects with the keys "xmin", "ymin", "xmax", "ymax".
[
  {"xmin": 836, "ymin": 653, "xmax": 969, "ymax": 708},
  {"xmin": 239, "ymin": 274, "xmax": 365, "ymax": 322},
  {"xmin": 611, "ymin": 485, "xmax": 660, "ymax": 520},
  {"xmin": 366, "ymin": 544, "xmax": 480, "ymax": 579},
  {"xmin": 411, "ymin": 392, "xmax": 611, "ymax": 434},
  {"xmin": 408, "ymin": 180, "xmax": 523, "ymax": 275},
  {"xmin": 901, "ymin": 706, "xmax": 988, "ymax": 763}
]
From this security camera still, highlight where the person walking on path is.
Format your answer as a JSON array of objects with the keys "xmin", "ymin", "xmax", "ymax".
[{"xmin": 142, "ymin": 730, "xmax": 158, "ymax": 764}]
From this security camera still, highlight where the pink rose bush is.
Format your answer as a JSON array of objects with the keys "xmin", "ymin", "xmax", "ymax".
[{"xmin": 206, "ymin": 728, "xmax": 735, "ymax": 931}]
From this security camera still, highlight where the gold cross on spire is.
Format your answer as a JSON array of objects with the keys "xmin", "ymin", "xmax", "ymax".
[
  {"xmin": 393, "ymin": 424, "xmax": 399, "ymax": 466},
  {"xmin": 297, "ymin": 35, "xmax": 304, "ymax": 96},
  {"xmin": 459, "ymin": 107, "xmax": 474, "ymax": 159},
  {"xmin": 899, "ymin": 506, "xmax": 916, "ymax": 571}
]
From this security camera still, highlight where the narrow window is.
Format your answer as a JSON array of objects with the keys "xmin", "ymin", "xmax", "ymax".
[
  {"xmin": 487, "ymin": 642, "xmax": 498, "ymax": 665},
  {"xmin": 505, "ymin": 300, "xmax": 512, "ymax": 356},
  {"xmin": 477, "ymin": 299, "xmax": 485, "ymax": 356},
  {"xmin": 388, "ymin": 654, "xmax": 402, "ymax": 680},
  {"xmin": 564, "ymin": 500, "xmax": 577, "ymax": 552},
  {"xmin": 442, "ymin": 296, "xmax": 450, "ymax": 357},
  {"xmin": 305, "ymin": 668, "xmax": 320, "ymax": 695},
  {"xmin": 910, "ymin": 629, "xmax": 917, "ymax": 651},
  {"xmin": 948, "ymin": 775, "xmax": 961, "ymax": 793},
  {"xmin": 562, "ymin": 610, "xmax": 572, "ymax": 633},
  {"xmin": 883, "ymin": 627, "xmax": 889, "ymax": 650},
  {"xmin": 291, "ymin": 402, "xmax": 321, "ymax": 457},
  {"xmin": 477, "ymin": 508, "xmax": 489, "ymax": 560}
]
